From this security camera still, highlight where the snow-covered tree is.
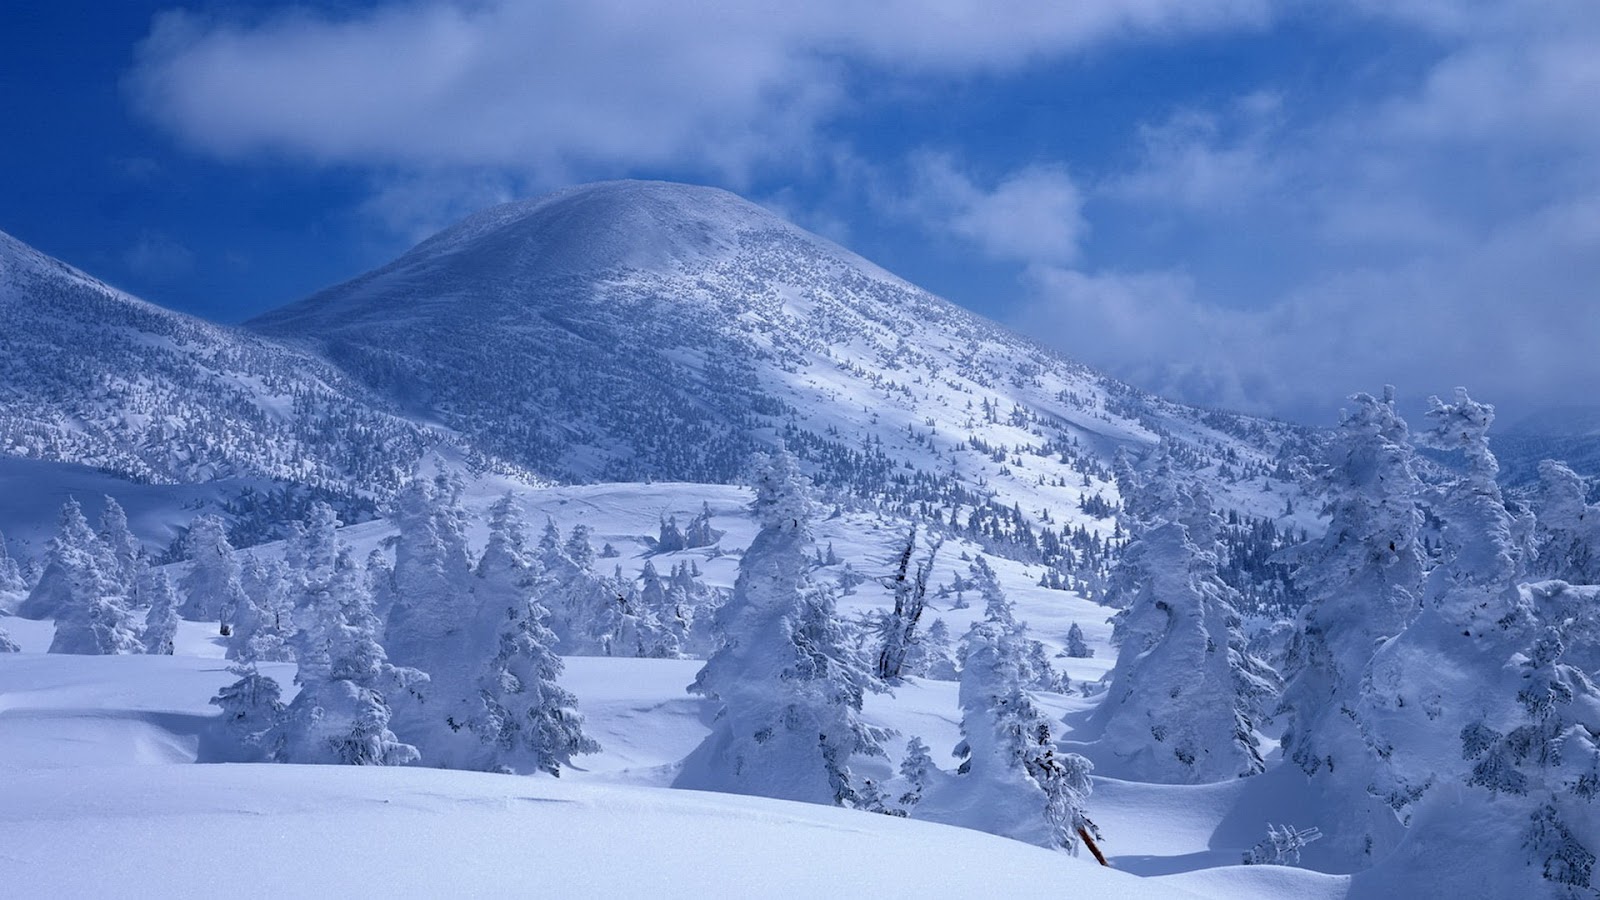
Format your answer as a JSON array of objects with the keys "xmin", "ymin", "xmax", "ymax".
[
  {"xmin": 1092, "ymin": 450, "xmax": 1278, "ymax": 783},
  {"xmin": 383, "ymin": 474, "xmax": 474, "ymax": 671},
  {"xmin": 684, "ymin": 502, "xmax": 723, "ymax": 549},
  {"xmin": 139, "ymin": 570, "xmax": 179, "ymax": 655},
  {"xmin": 0, "ymin": 627, "xmax": 18, "ymax": 653},
  {"xmin": 876, "ymin": 527, "xmax": 940, "ymax": 682},
  {"xmin": 907, "ymin": 617, "xmax": 959, "ymax": 680},
  {"xmin": 97, "ymin": 497, "xmax": 144, "ymax": 597},
  {"xmin": 231, "ymin": 555, "xmax": 294, "ymax": 662},
  {"xmin": 1274, "ymin": 387, "xmax": 1427, "ymax": 864},
  {"xmin": 926, "ymin": 615, "xmax": 1098, "ymax": 853},
  {"xmin": 676, "ymin": 450, "xmax": 883, "ymax": 805},
  {"xmin": 277, "ymin": 534, "xmax": 420, "ymax": 767},
  {"xmin": 899, "ymin": 736, "xmax": 934, "ymax": 808},
  {"xmin": 19, "ymin": 499, "xmax": 108, "ymax": 620},
  {"xmin": 471, "ymin": 495, "xmax": 599, "ymax": 775},
  {"xmin": 1362, "ymin": 389, "xmax": 1535, "ymax": 816},
  {"xmin": 0, "ymin": 530, "xmax": 26, "ymax": 612},
  {"xmin": 1530, "ymin": 459, "xmax": 1600, "ymax": 585},
  {"xmin": 210, "ymin": 662, "xmax": 285, "ymax": 761},
  {"xmin": 178, "ymin": 514, "xmax": 247, "ymax": 625},
  {"xmin": 1064, "ymin": 622, "xmax": 1093, "ymax": 658}
]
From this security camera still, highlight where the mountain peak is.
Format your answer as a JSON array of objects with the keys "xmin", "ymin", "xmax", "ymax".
[{"xmin": 406, "ymin": 179, "xmax": 806, "ymax": 277}]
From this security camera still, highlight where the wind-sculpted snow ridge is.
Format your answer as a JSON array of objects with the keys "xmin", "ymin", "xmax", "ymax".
[
  {"xmin": 0, "ymin": 230, "xmax": 458, "ymax": 494},
  {"xmin": 249, "ymin": 180, "xmax": 1320, "ymax": 550}
]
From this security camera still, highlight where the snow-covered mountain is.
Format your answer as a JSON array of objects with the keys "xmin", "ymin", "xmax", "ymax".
[
  {"xmin": 0, "ymin": 229, "xmax": 447, "ymax": 493},
  {"xmin": 250, "ymin": 180, "xmax": 1316, "ymax": 527}
]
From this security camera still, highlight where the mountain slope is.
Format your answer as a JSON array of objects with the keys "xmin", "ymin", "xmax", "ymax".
[
  {"xmin": 250, "ymin": 180, "xmax": 1317, "ymax": 533},
  {"xmin": 0, "ymin": 230, "xmax": 446, "ymax": 492}
]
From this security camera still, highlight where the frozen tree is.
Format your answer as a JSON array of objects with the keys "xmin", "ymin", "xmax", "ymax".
[
  {"xmin": 684, "ymin": 502, "xmax": 724, "ymax": 549},
  {"xmin": 676, "ymin": 449, "xmax": 883, "ymax": 805},
  {"xmin": 930, "ymin": 616, "xmax": 1098, "ymax": 854},
  {"xmin": 231, "ymin": 555, "xmax": 294, "ymax": 662},
  {"xmin": 1362, "ymin": 389, "xmax": 1535, "ymax": 816},
  {"xmin": 0, "ymin": 530, "xmax": 26, "ymax": 611},
  {"xmin": 907, "ymin": 617, "xmax": 959, "ymax": 680},
  {"xmin": 471, "ymin": 495, "xmax": 600, "ymax": 775},
  {"xmin": 899, "ymin": 736, "xmax": 935, "ymax": 808},
  {"xmin": 1453, "ymin": 629, "xmax": 1600, "ymax": 894},
  {"xmin": 178, "ymin": 514, "xmax": 248, "ymax": 625},
  {"xmin": 590, "ymin": 571, "xmax": 681, "ymax": 659},
  {"xmin": 278, "ymin": 540, "xmax": 420, "ymax": 767},
  {"xmin": 1093, "ymin": 450, "xmax": 1278, "ymax": 783},
  {"xmin": 97, "ymin": 497, "xmax": 144, "ymax": 598},
  {"xmin": 210, "ymin": 662, "xmax": 285, "ymax": 761},
  {"xmin": 655, "ymin": 515, "xmax": 687, "ymax": 553},
  {"xmin": 1531, "ymin": 460, "xmax": 1600, "ymax": 585},
  {"xmin": 876, "ymin": 527, "xmax": 940, "ymax": 682},
  {"xmin": 1274, "ymin": 388, "xmax": 1426, "ymax": 863},
  {"xmin": 383, "ymin": 474, "xmax": 474, "ymax": 671},
  {"xmin": 19, "ymin": 499, "xmax": 109, "ymax": 620},
  {"xmin": 1064, "ymin": 622, "xmax": 1093, "ymax": 658},
  {"xmin": 139, "ymin": 570, "xmax": 179, "ymax": 655},
  {"xmin": 0, "ymin": 627, "xmax": 18, "ymax": 653}
]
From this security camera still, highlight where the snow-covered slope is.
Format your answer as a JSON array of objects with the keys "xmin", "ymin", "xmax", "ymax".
[
  {"xmin": 249, "ymin": 181, "xmax": 1317, "ymax": 529},
  {"xmin": 0, "ymin": 230, "xmax": 445, "ymax": 492}
]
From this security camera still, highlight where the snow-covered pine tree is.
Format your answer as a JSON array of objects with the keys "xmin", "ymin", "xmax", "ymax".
[
  {"xmin": 0, "ymin": 626, "xmax": 18, "ymax": 653},
  {"xmin": 97, "ymin": 497, "xmax": 144, "ymax": 599},
  {"xmin": 19, "ymin": 499, "xmax": 107, "ymax": 620},
  {"xmin": 1531, "ymin": 459, "xmax": 1600, "ymax": 585},
  {"xmin": 899, "ymin": 736, "xmax": 934, "ymax": 808},
  {"xmin": 277, "ymin": 512, "xmax": 420, "ymax": 767},
  {"xmin": 0, "ymin": 530, "xmax": 26, "ymax": 612},
  {"xmin": 39, "ymin": 498, "xmax": 142, "ymax": 655},
  {"xmin": 139, "ymin": 570, "xmax": 179, "ymax": 655},
  {"xmin": 1274, "ymin": 387, "xmax": 1427, "ymax": 864},
  {"xmin": 232, "ymin": 555, "xmax": 294, "ymax": 662},
  {"xmin": 676, "ymin": 449, "xmax": 883, "ymax": 805},
  {"xmin": 471, "ymin": 495, "xmax": 599, "ymax": 775},
  {"xmin": 1064, "ymin": 622, "xmax": 1093, "ymax": 658},
  {"xmin": 178, "ymin": 514, "xmax": 248, "ymax": 626},
  {"xmin": 684, "ymin": 502, "xmax": 723, "ymax": 549},
  {"xmin": 927, "ymin": 616, "xmax": 1098, "ymax": 853},
  {"xmin": 383, "ymin": 474, "xmax": 474, "ymax": 671},
  {"xmin": 1362, "ymin": 389, "xmax": 1535, "ymax": 817},
  {"xmin": 907, "ymin": 617, "xmax": 959, "ymax": 680},
  {"xmin": 1092, "ymin": 450, "xmax": 1278, "ymax": 783},
  {"xmin": 209, "ymin": 661, "xmax": 285, "ymax": 761}
]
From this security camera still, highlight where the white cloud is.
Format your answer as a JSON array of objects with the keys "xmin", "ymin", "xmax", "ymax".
[
  {"xmin": 898, "ymin": 154, "xmax": 1088, "ymax": 265},
  {"xmin": 127, "ymin": 0, "xmax": 1270, "ymax": 180}
]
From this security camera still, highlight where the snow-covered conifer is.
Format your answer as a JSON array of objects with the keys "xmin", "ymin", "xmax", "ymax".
[
  {"xmin": 210, "ymin": 662, "xmax": 285, "ymax": 761},
  {"xmin": 0, "ymin": 530, "xmax": 26, "ymax": 611},
  {"xmin": 232, "ymin": 555, "xmax": 294, "ymax": 662},
  {"xmin": 178, "ymin": 514, "xmax": 247, "ymax": 625},
  {"xmin": 19, "ymin": 499, "xmax": 106, "ymax": 620},
  {"xmin": 139, "ymin": 570, "xmax": 179, "ymax": 655},
  {"xmin": 97, "ymin": 497, "xmax": 144, "ymax": 597},
  {"xmin": 1093, "ymin": 452, "xmax": 1278, "ymax": 784},
  {"xmin": 278, "ymin": 542, "xmax": 420, "ymax": 767},
  {"xmin": 676, "ymin": 449, "xmax": 883, "ymax": 805},
  {"xmin": 930, "ymin": 617, "xmax": 1097, "ymax": 853},
  {"xmin": 684, "ymin": 502, "xmax": 723, "ymax": 549},
  {"xmin": 384, "ymin": 474, "xmax": 474, "ymax": 671},
  {"xmin": 1531, "ymin": 459, "xmax": 1600, "ymax": 585},
  {"xmin": 1274, "ymin": 388, "xmax": 1427, "ymax": 863},
  {"xmin": 899, "ymin": 736, "xmax": 934, "ymax": 807},
  {"xmin": 1064, "ymin": 622, "xmax": 1093, "ymax": 658},
  {"xmin": 471, "ymin": 495, "xmax": 599, "ymax": 775}
]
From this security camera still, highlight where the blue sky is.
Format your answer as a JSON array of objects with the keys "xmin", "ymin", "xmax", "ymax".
[{"xmin": 3, "ymin": 1, "xmax": 1597, "ymax": 426}]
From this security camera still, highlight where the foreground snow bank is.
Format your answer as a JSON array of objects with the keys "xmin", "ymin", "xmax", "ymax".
[{"xmin": 2, "ymin": 763, "xmax": 1218, "ymax": 898}]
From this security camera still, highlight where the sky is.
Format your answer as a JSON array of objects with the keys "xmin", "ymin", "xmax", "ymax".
[{"xmin": 2, "ymin": 0, "xmax": 1597, "ymax": 428}]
